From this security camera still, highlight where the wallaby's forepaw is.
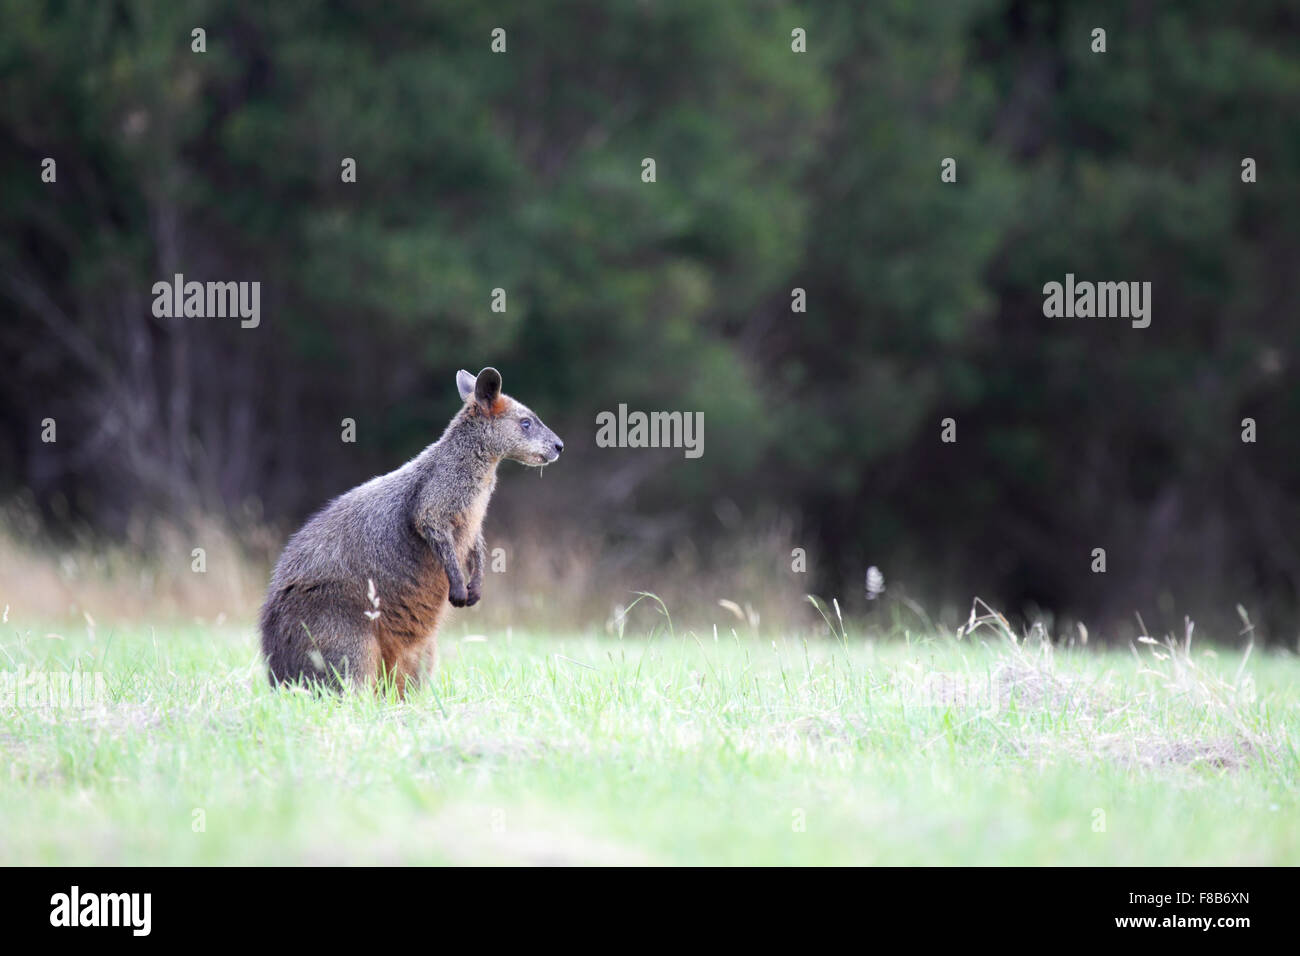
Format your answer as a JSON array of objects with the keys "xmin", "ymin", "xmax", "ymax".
[
  {"xmin": 465, "ymin": 585, "xmax": 481, "ymax": 607},
  {"xmin": 448, "ymin": 586, "xmax": 470, "ymax": 607}
]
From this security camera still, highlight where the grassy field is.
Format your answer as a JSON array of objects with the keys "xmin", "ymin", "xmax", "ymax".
[{"xmin": 2, "ymin": 605, "xmax": 1297, "ymax": 865}]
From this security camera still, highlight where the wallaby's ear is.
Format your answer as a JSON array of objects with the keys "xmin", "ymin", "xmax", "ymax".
[
  {"xmin": 474, "ymin": 367, "xmax": 503, "ymax": 410},
  {"xmin": 456, "ymin": 369, "xmax": 476, "ymax": 402}
]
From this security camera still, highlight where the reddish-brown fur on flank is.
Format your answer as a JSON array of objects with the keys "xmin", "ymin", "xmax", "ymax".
[
  {"xmin": 366, "ymin": 490, "xmax": 488, "ymax": 694},
  {"xmin": 371, "ymin": 551, "xmax": 447, "ymax": 694}
]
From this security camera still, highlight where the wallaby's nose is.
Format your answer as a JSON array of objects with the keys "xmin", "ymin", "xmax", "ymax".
[{"xmin": 554, "ymin": 439, "xmax": 564, "ymax": 453}]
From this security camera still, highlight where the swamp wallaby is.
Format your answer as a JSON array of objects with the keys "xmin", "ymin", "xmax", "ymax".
[{"xmin": 260, "ymin": 367, "xmax": 563, "ymax": 695}]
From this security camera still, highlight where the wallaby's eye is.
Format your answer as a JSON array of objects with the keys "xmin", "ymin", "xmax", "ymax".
[{"xmin": 520, "ymin": 418, "xmax": 532, "ymax": 431}]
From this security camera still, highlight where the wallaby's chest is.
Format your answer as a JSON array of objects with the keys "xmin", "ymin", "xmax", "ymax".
[{"xmin": 454, "ymin": 474, "xmax": 497, "ymax": 558}]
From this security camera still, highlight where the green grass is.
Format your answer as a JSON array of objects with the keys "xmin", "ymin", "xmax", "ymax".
[{"xmin": 1, "ymin": 610, "xmax": 1297, "ymax": 865}]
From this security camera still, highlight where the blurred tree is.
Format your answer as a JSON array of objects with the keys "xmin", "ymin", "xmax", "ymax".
[{"xmin": 0, "ymin": 0, "xmax": 1296, "ymax": 641}]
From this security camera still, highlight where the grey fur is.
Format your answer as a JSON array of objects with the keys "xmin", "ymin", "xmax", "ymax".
[{"xmin": 259, "ymin": 367, "xmax": 563, "ymax": 694}]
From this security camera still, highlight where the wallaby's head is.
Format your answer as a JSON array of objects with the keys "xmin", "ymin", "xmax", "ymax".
[{"xmin": 455, "ymin": 367, "xmax": 564, "ymax": 466}]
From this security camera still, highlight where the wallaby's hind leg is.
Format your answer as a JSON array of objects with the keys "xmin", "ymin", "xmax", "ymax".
[
  {"xmin": 304, "ymin": 623, "xmax": 380, "ymax": 690},
  {"xmin": 261, "ymin": 584, "xmax": 379, "ymax": 691},
  {"xmin": 271, "ymin": 619, "xmax": 379, "ymax": 691}
]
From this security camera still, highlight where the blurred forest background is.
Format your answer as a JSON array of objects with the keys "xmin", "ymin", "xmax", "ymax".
[{"xmin": 1, "ymin": 1, "xmax": 1297, "ymax": 644}]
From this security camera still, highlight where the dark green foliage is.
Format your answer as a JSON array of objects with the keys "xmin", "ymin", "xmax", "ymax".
[{"xmin": 1, "ymin": 1, "xmax": 1296, "ymax": 640}]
